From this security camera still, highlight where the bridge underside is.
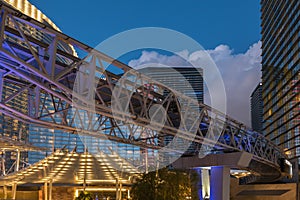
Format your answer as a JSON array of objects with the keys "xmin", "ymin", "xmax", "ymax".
[{"xmin": 173, "ymin": 152, "xmax": 283, "ymax": 183}]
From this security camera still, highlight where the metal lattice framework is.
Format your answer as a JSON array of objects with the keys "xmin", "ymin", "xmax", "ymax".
[{"xmin": 0, "ymin": 2, "xmax": 287, "ymax": 178}]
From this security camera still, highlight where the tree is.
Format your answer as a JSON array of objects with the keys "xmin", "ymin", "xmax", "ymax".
[
  {"xmin": 75, "ymin": 191, "xmax": 94, "ymax": 200},
  {"xmin": 131, "ymin": 168, "xmax": 199, "ymax": 200}
]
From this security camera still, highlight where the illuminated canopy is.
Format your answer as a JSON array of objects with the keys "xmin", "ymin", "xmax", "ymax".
[{"xmin": 0, "ymin": 150, "xmax": 140, "ymax": 186}]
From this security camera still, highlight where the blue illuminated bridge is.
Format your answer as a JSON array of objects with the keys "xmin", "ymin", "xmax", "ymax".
[{"xmin": 0, "ymin": 2, "xmax": 292, "ymax": 199}]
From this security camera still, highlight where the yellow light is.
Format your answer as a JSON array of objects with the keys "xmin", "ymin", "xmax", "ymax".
[{"xmin": 75, "ymin": 188, "xmax": 127, "ymax": 192}]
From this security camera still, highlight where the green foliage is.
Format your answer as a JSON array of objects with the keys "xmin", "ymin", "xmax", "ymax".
[
  {"xmin": 75, "ymin": 191, "xmax": 94, "ymax": 200},
  {"xmin": 131, "ymin": 168, "xmax": 199, "ymax": 200}
]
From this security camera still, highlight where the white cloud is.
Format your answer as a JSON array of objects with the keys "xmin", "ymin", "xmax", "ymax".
[
  {"xmin": 129, "ymin": 51, "xmax": 188, "ymax": 67},
  {"xmin": 207, "ymin": 42, "xmax": 262, "ymax": 127},
  {"xmin": 128, "ymin": 41, "xmax": 262, "ymax": 127}
]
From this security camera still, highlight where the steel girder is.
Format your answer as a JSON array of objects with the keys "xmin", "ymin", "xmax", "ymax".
[{"xmin": 0, "ymin": 2, "xmax": 287, "ymax": 171}]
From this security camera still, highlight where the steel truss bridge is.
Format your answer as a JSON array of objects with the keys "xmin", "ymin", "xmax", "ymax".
[{"xmin": 0, "ymin": 2, "xmax": 290, "ymax": 184}]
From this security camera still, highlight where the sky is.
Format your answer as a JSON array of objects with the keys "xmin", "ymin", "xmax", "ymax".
[{"xmin": 28, "ymin": 0, "xmax": 262, "ymax": 127}]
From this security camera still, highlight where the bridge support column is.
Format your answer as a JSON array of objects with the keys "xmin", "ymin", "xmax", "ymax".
[{"xmin": 210, "ymin": 166, "xmax": 230, "ymax": 200}]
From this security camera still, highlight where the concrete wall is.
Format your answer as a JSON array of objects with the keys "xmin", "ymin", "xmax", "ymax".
[{"xmin": 230, "ymin": 178, "xmax": 298, "ymax": 200}]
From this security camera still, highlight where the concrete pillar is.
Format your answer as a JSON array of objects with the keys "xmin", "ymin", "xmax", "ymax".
[{"xmin": 210, "ymin": 166, "xmax": 230, "ymax": 200}]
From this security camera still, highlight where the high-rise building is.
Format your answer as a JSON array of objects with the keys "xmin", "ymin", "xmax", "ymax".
[
  {"xmin": 261, "ymin": 0, "xmax": 300, "ymax": 159},
  {"xmin": 138, "ymin": 67, "xmax": 203, "ymax": 104},
  {"xmin": 0, "ymin": 0, "xmax": 60, "ymax": 172},
  {"xmin": 251, "ymin": 83, "xmax": 263, "ymax": 132},
  {"xmin": 138, "ymin": 66, "xmax": 204, "ymax": 156},
  {"xmin": 1, "ymin": 0, "xmax": 84, "ymax": 165}
]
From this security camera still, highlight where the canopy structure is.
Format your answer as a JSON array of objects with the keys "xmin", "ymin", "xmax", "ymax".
[{"xmin": 0, "ymin": 149, "xmax": 140, "ymax": 186}]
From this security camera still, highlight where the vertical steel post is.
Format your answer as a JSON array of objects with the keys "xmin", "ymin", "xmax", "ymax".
[
  {"xmin": 116, "ymin": 179, "xmax": 119, "ymax": 200},
  {"xmin": 127, "ymin": 189, "xmax": 130, "ymax": 199},
  {"xmin": 145, "ymin": 149, "xmax": 148, "ymax": 174},
  {"xmin": 15, "ymin": 149, "xmax": 20, "ymax": 172},
  {"xmin": 49, "ymin": 179, "xmax": 53, "ymax": 200},
  {"xmin": 44, "ymin": 181, "xmax": 48, "ymax": 200},
  {"xmin": 12, "ymin": 148, "xmax": 20, "ymax": 200},
  {"xmin": 1, "ymin": 151, "xmax": 5, "ymax": 176},
  {"xmin": 43, "ymin": 165, "xmax": 48, "ymax": 200},
  {"xmin": 12, "ymin": 182, "xmax": 17, "ymax": 200}
]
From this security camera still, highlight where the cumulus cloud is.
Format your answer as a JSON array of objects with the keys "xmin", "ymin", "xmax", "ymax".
[
  {"xmin": 128, "ymin": 42, "xmax": 262, "ymax": 127},
  {"xmin": 129, "ymin": 51, "xmax": 188, "ymax": 67},
  {"xmin": 207, "ymin": 42, "xmax": 262, "ymax": 126}
]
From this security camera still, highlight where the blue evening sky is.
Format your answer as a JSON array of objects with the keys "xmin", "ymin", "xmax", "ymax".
[
  {"xmin": 29, "ymin": 0, "xmax": 261, "ymax": 54},
  {"xmin": 26, "ymin": 0, "xmax": 262, "ymax": 126}
]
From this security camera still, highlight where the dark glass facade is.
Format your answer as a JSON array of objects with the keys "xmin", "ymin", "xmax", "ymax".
[
  {"xmin": 138, "ymin": 67, "xmax": 203, "ymax": 104},
  {"xmin": 261, "ymin": 0, "xmax": 300, "ymax": 159},
  {"xmin": 138, "ymin": 66, "xmax": 204, "ymax": 155},
  {"xmin": 251, "ymin": 83, "xmax": 263, "ymax": 132}
]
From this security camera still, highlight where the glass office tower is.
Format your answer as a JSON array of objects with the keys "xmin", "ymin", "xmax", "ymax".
[
  {"xmin": 251, "ymin": 83, "xmax": 263, "ymax": 132},
  {"xmin": 1, "ymin": 0, "xmax": 84, "ymax": 164},
  {"xmin": 261, "ymin": 0, "xmax": 300, "ymax": 159},
  {"xmin": 138, "ymin": 66, "xmax": 204, "ymax": 155},
  {"xmin": 138, "ymin": 67, "xmax": 203, "ymax": 106},
  {"xmin": 0, "ymin": 0, "xmax": 63, "ymax": 171}
]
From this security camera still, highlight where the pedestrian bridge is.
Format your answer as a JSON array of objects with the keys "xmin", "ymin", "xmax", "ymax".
[{"xmin": 0, "ymin": 1, "xmax": 291, "ymax": 191}]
